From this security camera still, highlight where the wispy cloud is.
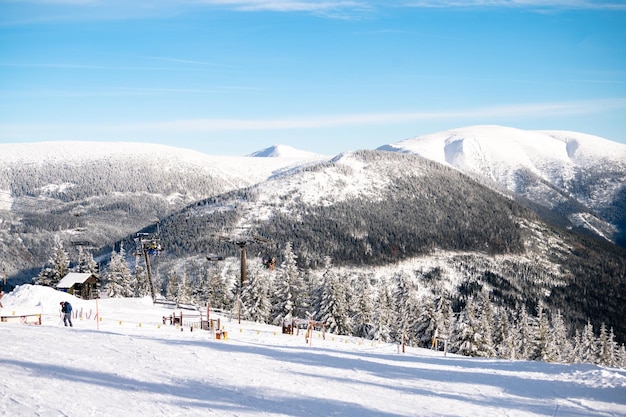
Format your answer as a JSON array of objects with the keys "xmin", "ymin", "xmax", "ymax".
[
  {"xmin": 186, "ymin": 0, "xmax": 375, "ymax": 19},
  {"xmin": 3, "ymin": 99, "xmax": 624, "ymax": 137},
  {"xmin": 402, "ymin": 0, "xmax": 626, "ymax": 11},
  {"xmin": 117, "ymin": 98, "xmax": 626, "ymax": 131},
  {"xmin": 7, "ymin": 0, "xmax": 372, "ymax": 19},
  {"xmin": 0, "ymin": 62, "xmax": 187, "ymax": 71}
]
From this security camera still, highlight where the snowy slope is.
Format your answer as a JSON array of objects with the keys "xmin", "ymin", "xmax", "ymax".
[
  {"xmin": 2, "ymin": 285, "xmax": 626, "ymax": 417},
  {"xmin": 0, "ymin": 141, "xmax": 330, "ymax": 279},
  {"xmin": 379, "ymin": 125, "xmax": 626, "ymax": 195},
  {"xmin": 379, "ymin": 125, "xmax": 626, "ymax": 243},
  {"xmin": 0, "ymin": 141, "xmax": 328, "ymax": 188}
]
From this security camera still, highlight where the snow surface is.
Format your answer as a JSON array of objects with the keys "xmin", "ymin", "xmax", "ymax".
[
  {"xmin": 379, "ymin": 125, "xmax": 626, "ymax": 191},
  {"xmin": 0, "ymin": 141, "xmax": 329, "ymax": 188},
  {"xmin": 2, "ymin": 285, "xmax": 626, "ymax": 417}
]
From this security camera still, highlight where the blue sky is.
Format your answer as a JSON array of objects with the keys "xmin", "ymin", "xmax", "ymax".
[{"xmin": 1, "ymin": 0, "xmax": 625, "ymax": 156}]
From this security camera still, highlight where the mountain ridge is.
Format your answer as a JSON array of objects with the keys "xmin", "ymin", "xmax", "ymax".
[
  {"xmin": 2, "ymin": 129, "xmax": 626, "ymax": 344},
  {"xmin": 378, "ymin": 125, "xmax": 626, "ymax": 246}
]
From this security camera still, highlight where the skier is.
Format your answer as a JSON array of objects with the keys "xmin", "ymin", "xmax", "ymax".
[{"xmin": 60, "ymin": 301, "xmax": 73, "ymax": 327}]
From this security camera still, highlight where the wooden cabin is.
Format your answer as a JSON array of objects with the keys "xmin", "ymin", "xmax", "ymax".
[{"xmin": 56, "ymin": 272, "xmax": 99, "ymax": 300}]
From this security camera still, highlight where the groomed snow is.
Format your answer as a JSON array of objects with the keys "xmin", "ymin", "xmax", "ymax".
[{"xmin": 1, "ymin": 285, "xmax": 625, "ymax": 417}]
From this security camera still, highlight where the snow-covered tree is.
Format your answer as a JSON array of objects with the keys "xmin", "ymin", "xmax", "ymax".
[
  {"xmin": 548, "ymin": 310, "xmax": 571, "ymax": 363},
  {"xmin": 596, "ymin": 324, "xmax": 618, "ymax": 367},
  {"xmin": 166, "ymin": 272, "xmax": 179, "ymax": 302},
  {"xmin": 433, "ymin": 295, "xmax": 455, "ymax": 351},
  {"xmin": 318, "ymin": 258, "xmax": 351, "ymax": 335},
  {"xmin": 105, "ymin": 244, "xmax": 134, "ymax": 298},
  {"xmin": 414, "ymin": 293, "xmax": 437, "ymax": 348},
  {"xmin": 34, "ymin": 235, "xmax": 70, "ymax": 287},
  {"xmin": 241, "ymin": 265, "xmax": 271, "ymax": 323},
  {"xmin": 392, "ymin": 271, "xmax": 417, "ymax": 345},
  {"xmin": 569, "ymin": 329, "xmax": 584, "ymax": 364},
  {"xmin": 272, "ymin": 242, "xmax": 301, "ymax": 325},
  {"xmin": 351, "ymin": 276, "xmax": 375, "ymax": 339},
  {"xmin": 133, "ymin": 263, "xmax": 149, "ymax": 298},
  {"xmin": 372, "ymin": 280, "xmax": 395, "ymax": 343},
  {"xmin": 477, "ymin": 290, "xmax": 495, "ymax": 357},
  {"xmin": 531, "ymin": 300, "xmax": 551, "ymax": 361},
  {"xmin": 453, "ymin": 296, "xmax": 489, "ymax": 357},
  {"xmin": 299, "ymin": 268, "xmax": 319, "ymax": 320},
  {"xmin": 581, "ymin": 321, "xmax": 597, "ymax": 364},
  {"xmin": 203, "ymin": 266, "xmax": 231, "ymax": 311},
  {"xmin": 74, "ymin": 246, "xmax": 98, "ymax": 274},
  {"xmin": 177, "ymin": 272, "xmax": 193, "ymax": 305},
  {"xmin": 493, "ymin": 308, "xmax": 512, "ymax": 359},
  {"xmin": 618, "ymin": 344, "xmax": 626, "ymax": 368},
  {"xmin": 514, "ymin": 304, "xmax": 535, "ymax": 360}
]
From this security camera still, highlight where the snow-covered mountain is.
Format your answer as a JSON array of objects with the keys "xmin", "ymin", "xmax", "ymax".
[
  {"xmin": 247, "ymin": 144, "xmax": 326, "ymax": 158},
  {"xmin": 0, "ymin": 141, "xmax": 328, "ymax": 278},
  {"xmin": 158, "ymin": 149, "xmax": 626, "ymax": 344},
  {"xmin": 3, "ymin": 135, "xmax": 626, "ymax": 345},
  {"xmin": 378, "ymin": 125, "xmax": 626, "ymax": 246}
]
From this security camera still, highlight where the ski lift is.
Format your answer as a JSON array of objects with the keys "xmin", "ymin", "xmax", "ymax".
[
  {"xmin": 146, "ymin": 240, "xmax": 161, "ymax": 256},
  {"xmin": 261, "ymin": 255, "xmax": 276, "ymax": 270}
]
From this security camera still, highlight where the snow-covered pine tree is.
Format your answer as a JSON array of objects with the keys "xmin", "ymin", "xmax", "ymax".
[
  {"xmin": 581, "ymin": 321, "xmax": 597, "ymax": 364},
  {"xmin": 34, "ymin": 235, "xmax": 70, "ymax": 287},
  {"xmin": 75, "ymin": 246, "xmax": 98, "ymax": 274},
  {"xmin": 531, "ymin": 300, "xmax": 551, "ymax": 362},
  {"xmin": 203, "ymin": 266, "xmax": 231, "ymax": 311},
  {"xmin": 372, "ymin": 279, "xmax": 394, "ymax": 343},
  {"xmin": 271, "ymin": 242, "xmax": 303, "ymax": 325},
  {"xmin": 548, "ymin": 310, "xmax": 572, "ymax": 363},
  {"xmin": 514, "ymin": 304, "xmax": 535, "ymax": 360},
  {"xmin": 318, "ymin": 258, "xmax": 351, "ymax": 335},
  {"xmin": 177, "ymin": 272, "xmax": 193, "ymax": 305},
  {"xmin": 493, "ymin": 308, "xmax": 511, "ymax": 359},
  {"xmin": 133, "ymin": 263, "xmax": 149, "ymax": 298},
  {"xmin": 452, "ymin": 295, "xmax": 487, "ymax": 357},
  {"xmin": 477, "ymin": 290, "xmax": 495, "ymax": 358},
  {"xmin": 392, "ymin": 271, "xmax": 418, "ymax": 346},
  {"xmin": 503, "ymin": 312, "xmax": 522, "ymax": 360},
  {"xmin": 569, "ymin": 329, "xmax": 583, "ymax": 364},
  {"xmin": 605, "ymin": 328, "xmax": 619, "ymax": 368},
  {"xmin": 104, "ymin": 244, "xmax": 134, "ymax": 298},
  {"xmin": 351, "ymin": 276, "xmax": 375, "ymax": 339},
  {"xmin": 299, "ymin": 268, "xmax": 319, "ymax": 320},
  {"xmin": 618, "ymin": 344, "xmax": 626, "ymax": 368},
  {"xmin": 241, "ymin": 264, "xmax": 271, "ymax": 323},
  {"xmin": 414, "ymin": 293, "xmax": 437, "ymax": 348},
  {"xmin": 166, "ymin": 272, "xmax": 179, "ymax": 303},
  {"xmin": 596, "ymin": 323, "xmax": 619, "ymax": 367},
  {"xmin": 434, "ymin": 295, "xmax": 454, "ymax": 350}
]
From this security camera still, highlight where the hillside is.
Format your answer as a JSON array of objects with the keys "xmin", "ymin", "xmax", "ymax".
[
  {"xmin": 153, "ymin": 150, "xmax": 626, "ymax": 344},
  {"xmin": 0, "ymin": 141, "xmax": 327, "ymax": 280},
  {"xmin": 3, "ymin": 135, "xmax": 626, "ymax": 348},
  {"xmin": 379, "ymin": 125, "xmax": 626, "ymax": 246},
  {"xmin": 1, "ymin": 285, "xmax": 625, "ymax": 417}
]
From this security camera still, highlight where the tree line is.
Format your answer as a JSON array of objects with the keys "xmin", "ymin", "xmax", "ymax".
[{"xmin": 34, "ymin": 237, "xmax": 625, "ymax": 368}]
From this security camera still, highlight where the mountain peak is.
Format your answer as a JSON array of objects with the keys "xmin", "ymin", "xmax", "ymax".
[{"xmin": 247, "ymin": 144, "xmax": 325, "ymax": 158}]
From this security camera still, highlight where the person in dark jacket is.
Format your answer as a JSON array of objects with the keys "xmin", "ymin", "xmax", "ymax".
[{"xmin": 60, "ymin": 301, "xmax": 73, "ymax": 327}]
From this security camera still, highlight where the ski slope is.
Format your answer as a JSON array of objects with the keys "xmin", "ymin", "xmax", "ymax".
[{"xmin": 1, "ymin": 285, "xmax": 625, "ymax": 417}]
